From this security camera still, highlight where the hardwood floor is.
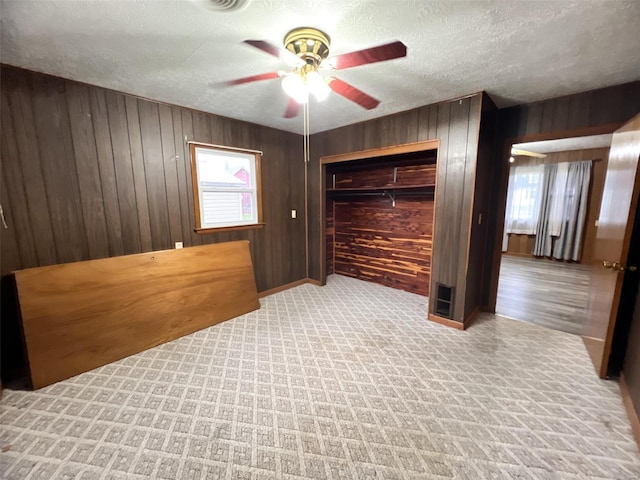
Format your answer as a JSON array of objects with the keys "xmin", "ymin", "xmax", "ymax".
[{"xmin": 496, "ymin": 255, "xmax": 592, "ymax": 335}]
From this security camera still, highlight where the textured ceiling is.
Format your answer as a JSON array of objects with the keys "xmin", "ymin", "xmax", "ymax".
[
  {"xmin": 2, "ymin": 0, "xmax": 639, "ymax": 134},
  {"xmin": 514, "ymin": 134, "xmax": 613, "ymax": 154}
]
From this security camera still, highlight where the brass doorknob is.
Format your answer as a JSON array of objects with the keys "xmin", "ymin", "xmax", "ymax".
[{"xmin": 612, "ymin": 262, "xmax": 637, "ymax": 272}]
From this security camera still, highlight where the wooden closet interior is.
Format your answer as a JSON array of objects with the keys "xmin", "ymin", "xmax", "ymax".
[{"xmin": 322, "ymin": 143, "xmax": 439, "ymax": 297}]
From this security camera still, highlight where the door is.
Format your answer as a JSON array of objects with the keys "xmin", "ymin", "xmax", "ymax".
[{"xmin": 583, "ymin": 113, "xmax": 640, "ymax": 378}]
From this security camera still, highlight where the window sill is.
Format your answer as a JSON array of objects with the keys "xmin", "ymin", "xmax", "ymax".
[{"xmin": 195, "ymin": 223, "xmax": 265, "ymax": 234}]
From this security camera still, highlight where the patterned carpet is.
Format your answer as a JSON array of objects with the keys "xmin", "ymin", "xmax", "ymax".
[{"xmin": 1, "ymin": 275, "xmax": 639, "ymax": 479}]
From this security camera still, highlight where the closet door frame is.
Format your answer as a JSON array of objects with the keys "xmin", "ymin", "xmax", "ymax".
[{"xmin": 318, "ymin": 139, "xmax": 440, "ymax": 286}]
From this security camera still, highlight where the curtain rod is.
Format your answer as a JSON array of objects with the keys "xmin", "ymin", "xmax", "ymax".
[{"xmin": 187, "ymin": 140, "xmax": 263, "ymax": 155}]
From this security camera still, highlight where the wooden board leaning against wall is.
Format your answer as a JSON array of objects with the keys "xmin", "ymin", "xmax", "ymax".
[{"xmin": 14, "ymin": 241, "xmax": 259, "ymax": 389}]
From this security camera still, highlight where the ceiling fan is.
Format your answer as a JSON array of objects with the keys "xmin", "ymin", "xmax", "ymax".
[{"xmin": 220, "ymin": 27, "xmax": 407, "ymax": 118}]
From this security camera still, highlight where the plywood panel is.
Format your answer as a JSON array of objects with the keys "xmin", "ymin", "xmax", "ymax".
[{"xmin": 15, "ymin": 241, "xmax": 260, "ymax": 389}]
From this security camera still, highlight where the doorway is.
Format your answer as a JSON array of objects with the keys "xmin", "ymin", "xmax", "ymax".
[{"xmin": 495, "ymin": 134, "xmax": 612, "ymax": 335}]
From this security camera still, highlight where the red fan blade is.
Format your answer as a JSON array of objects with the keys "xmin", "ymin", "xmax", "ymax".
[
  {"xmin": 283, "ymin": 97, "xmax": 300, "ymax": 118},
  {"xmin": 328, "ymin": 78, "xmax": 380, "ymax": 110},
  {"xmin": 244, "ymin": 40, "xmax": 303, "ymax": 67},
  {"xmin": 326, "ymin": 41, "xmax": 407, "ymax": 70},
  {"xmin": 244, "ymin": 40, "xmax": 282, "ymax": 59},
  {"xmin": 221, "ymin": 71, "xmax": 280, "ymax": 87}
]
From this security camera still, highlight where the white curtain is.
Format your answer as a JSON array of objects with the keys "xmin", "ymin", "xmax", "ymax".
[
  {"xmin": 553, "ymin": 161, "xmax": 592, "ymax": 261},
  {"xmin": 503, "ymin": 164, "xmax": 545, "ymax": 237}
]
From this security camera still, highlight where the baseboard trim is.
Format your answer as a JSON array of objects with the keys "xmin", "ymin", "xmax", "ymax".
[
  {"xmin": 428, "ymin": 313, "xmax": 464, "ymax": 330},
  {"xmin": 464, "ymin": 307, "xmax": 481, "ymax": 329},
  {"xmin": 258, "ymin": 278, "xmax": 322, "ymax": 298},
  {"xmin": 428, "ymin": 307, "xmax": 480, "ymax": 331},
  {"xmin": 502, "ymin": 252, "xmax": 534, "ymax": 258},
  {"xmin": 620, "ymin": 373, "xmax": 640, "ymax": 450}
]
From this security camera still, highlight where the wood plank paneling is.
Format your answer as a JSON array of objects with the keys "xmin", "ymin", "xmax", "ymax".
[
  {"xmin": 125, "ymin": 95, "xmax": 154, "ymax": 252},
  {"xmin": 0, "ymin": 65, "xmax": 305, "ymax": 293},
  {"xmin": 332, "ymin": 197, "xmax": 433, "ymax": 295},
  {"xmin": 138, "ymin": 100, "xmax": 171, "ymax": 250},
  {"xmin": 90, "ymin": 89, "xmax": 124, "ymax": 256},
  {"xmin": 9, "ymin": 72, "xmax": 62, "ymax": 267},
  {"xmin": 179, "ymin": 109, "xmax": 201, "ymax": 247},
  {"xmin": 158, "ymin": 104, "xmax": 183, "ymax": 247},
  {"xmin": 15, "ymin": 241, "xmax": 259, "ymax": 389},
  {"xmin": 66, "ymin": 83, "xmax": 112, "ymax": 259},
  {"xmin": 465, "ymin": 94, "xmax": 497, "ymax": 319},
  {"xmin": 30, "ymin": 74, "xmax": 88, "ymax": 264},
  {"xmin": 106, "ymin": 91, "xmax": 142, "ymax": 255},
  {"xmin": 326, "ymin": 198, "xmax": 334, "ymax": 275},
  {"xmin": 0, "ymin": 83, "xmax": 39, "ymax": 268}
]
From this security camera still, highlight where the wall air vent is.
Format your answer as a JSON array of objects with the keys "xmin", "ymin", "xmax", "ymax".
[
  {"xmin": 193, "ymin": 0, "xmax": 250, "ymax": 12},
  {"xmin": 435, "ymin": 283, "xmax": 454, "ymax": 319}
]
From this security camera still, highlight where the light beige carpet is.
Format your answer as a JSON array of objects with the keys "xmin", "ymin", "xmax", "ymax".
[{"xmin": 1, "ymin": 275, "xmax": 639, "ymax": 479}]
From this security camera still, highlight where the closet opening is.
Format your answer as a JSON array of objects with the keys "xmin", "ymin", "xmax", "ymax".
[{"xmin": 319, "ymin": 141, "xmax": 439, "ymax": 298}]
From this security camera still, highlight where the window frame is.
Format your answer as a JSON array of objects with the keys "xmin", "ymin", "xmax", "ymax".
[{"xmin": 189, "ymin": 142, "xmax": 264, "ymax": 234}]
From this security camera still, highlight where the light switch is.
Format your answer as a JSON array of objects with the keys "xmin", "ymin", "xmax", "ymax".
[
  {"xmin": 291, "ymin": 210, "xmax": 297, "ymax": 219},
  {"xmin": 594, "ymin": 220, "xmax": 599, "ymax": 227}
]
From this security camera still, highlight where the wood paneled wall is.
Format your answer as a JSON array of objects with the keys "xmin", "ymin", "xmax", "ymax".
[
  {"xmin": 309, "ymin": 94, "xmax": 486, "ymax": 324},
  {"xmin": 486, "ymin": 81, "xmax": 640, "ymax": 311},
  {"xmin": 465, "ymin": 94, "xmax": 498, "ymax": 320},
  {"xmin": 332, "ymin": 196, "xmax": 433, "ymax": 296},
  {"xmin": 499, "ymin": 82, "xmax": 640, "ymax": 140},
  {"xmin": 504, "ymin": 147, "xmax": 610, "ymax": 262},
  {"xmin": 0, "ymin": 66, "xmax": 306, "ymax": 378}
]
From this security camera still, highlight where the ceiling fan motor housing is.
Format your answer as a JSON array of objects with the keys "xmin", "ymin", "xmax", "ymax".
[{"xmin": 284, "ymin": 27, "xmax": 331, "ymax": 66}]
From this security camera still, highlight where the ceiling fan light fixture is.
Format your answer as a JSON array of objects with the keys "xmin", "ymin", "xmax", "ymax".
[
  {"xmin": 284, "ymin": 27, "xmax": 331, "ymax": 66},
  {"xmin": 282, "ymin": 74, "xmax": 308, "ymax": 104},
  {"xmin": 307, "ymin": 70, "xmax": 330, "ymax": 101}
]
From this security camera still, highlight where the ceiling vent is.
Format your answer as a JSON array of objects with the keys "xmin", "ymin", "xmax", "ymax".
[{"xmin": 196, "ymin": 0, "xmax": 251, "ymax": 12}]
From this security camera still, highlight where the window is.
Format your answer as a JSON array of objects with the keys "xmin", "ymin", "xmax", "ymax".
[
  {"xmin": 189, "ymin": 142, "xmax": 263, "ymax": 232},
  {"xmin": 504, "ymin": 164, "xmax": 544, "ymax": 235}
]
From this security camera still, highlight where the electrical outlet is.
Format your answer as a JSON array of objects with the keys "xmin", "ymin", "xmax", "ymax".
[
  {"xmin": 291, "ymin": 209, "xmax": 297, "ymax": 219},
  {"xmin": 175, "ymin": 242, "xmax": 183, "ymax": 249}
]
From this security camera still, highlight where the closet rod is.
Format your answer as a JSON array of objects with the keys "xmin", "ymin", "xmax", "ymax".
[{"xmin": 328, "ymin": 190, "xmax": 434, "ymax": 197}]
